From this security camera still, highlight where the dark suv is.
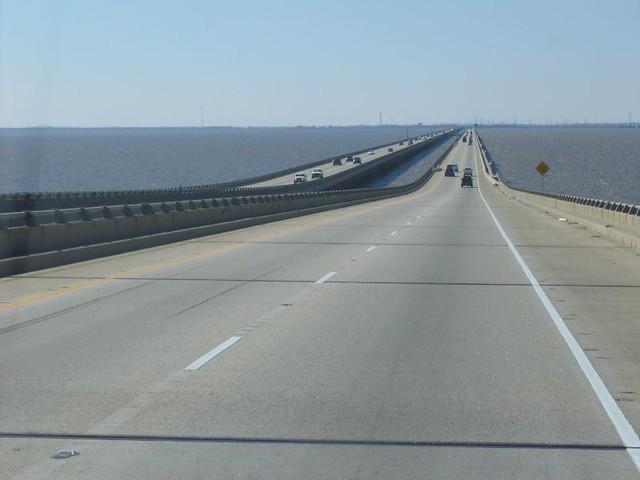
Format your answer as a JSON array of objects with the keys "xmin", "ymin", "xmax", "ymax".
[
  {"xmin": 461, "ymin": 173, "xmax": 473, "ymax": 187},
  {"xmin": 444, "ymin": 165, "xmax": 456, "ymax": 177}
]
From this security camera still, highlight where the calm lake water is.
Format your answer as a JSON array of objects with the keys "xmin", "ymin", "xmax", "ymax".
[
  {"xmin": 477, "ymin": 127, "xmax": 640, "ymax": 206},
  {"xmin": 0, "ymin": 126, "xmax": 436, "ymax": 193},
  {"xmin": 2, "ymin": 126, "xmax": 638, "ymax": 206}
]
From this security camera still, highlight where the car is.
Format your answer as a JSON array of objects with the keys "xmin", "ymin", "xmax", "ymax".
[
  {"xmin": 461, "ymin": 175, "xmax": 473, "ymax": 187},
  {"xmin": 450, "ymin": 164, "xmax": 459, "ymax": 172},
  {"xmin": 463, "ymin": 167, "xmax": 472, "ymax": 176},
  {"xmin": 368, "ymin": 150, "xmax": 375, "ymax": 155},
  {"xmin": 333, "ymin": 158, "xmax": 342, "ymax": 166},
  {"xmin": 388, "ymin": 147, "xmax": 394, "ymax": 152},
  {"xmin": 444, "ymin": 165, "xmax": 456, "ymax": 177},
  {"xmin": 353, "ymin": 157, "xmax": 361, "ymax": 164},
  {"xmin": 346, "ymin": 155, "xmax": 354, "ymax": 162},
  {"xmin": 310, "ymin": 168, "xmax": 323, "ymax": 179},
  {"xmin": 293, "ymin": 172, "xmax": 307, "ymax": 183}
]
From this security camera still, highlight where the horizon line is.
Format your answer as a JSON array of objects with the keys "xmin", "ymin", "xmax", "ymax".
[{"xmin": 1, "ymin": 122, "xmax": 637, "ymax": 130}]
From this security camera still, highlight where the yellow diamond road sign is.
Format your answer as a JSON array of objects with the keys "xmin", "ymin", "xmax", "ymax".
[{"xmin": 536, "ymin": 161, "xmax": 550, "ymax": 176}]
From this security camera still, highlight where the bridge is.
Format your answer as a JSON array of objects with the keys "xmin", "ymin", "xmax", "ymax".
[{"xmin": 2, "ymin": 130, "xmax": 640, "ymax": 478}]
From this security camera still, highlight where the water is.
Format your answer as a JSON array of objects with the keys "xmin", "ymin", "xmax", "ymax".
[
  {"xmin": 0, "ymin": 126, "xmax": 437, "ymax": 194},
  {"xmin": 366, "ymin": 136, "xmax": 456, "ymax": 188},
  {"xmin": 3, "ymin": 126, "xmax": 638, "ymax": 206},
  {"xmin": 478, "ymin": 127, "xmax": 640, "ymax": 206}
]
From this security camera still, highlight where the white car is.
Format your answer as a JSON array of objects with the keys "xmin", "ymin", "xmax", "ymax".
[
  {"xmin": 310, "ymin": 169, "xmax": 324, "ymax": 179},
  {"xmin": 293, "ymin": 172, "xmax": 307, "ymax": 183}
]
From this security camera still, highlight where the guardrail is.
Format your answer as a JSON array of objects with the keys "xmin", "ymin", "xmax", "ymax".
[
  {"xmin": 0, "ymin": 136, "xmax": 458, "ymax": 277},
  {"xmin": 474, "ymin": 132, "xmax": 640, "ymax": 248},
  {"xmin": 472, "ymin": 132, "xmax": 499, "ymax": 179}
]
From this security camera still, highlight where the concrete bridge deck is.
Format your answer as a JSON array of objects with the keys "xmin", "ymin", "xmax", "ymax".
[
  {"xmin": 2, "ymin": 139, "xmax": 640, "ymax": 478},
  {"xmin": 245, "ymin": 133, "xmax": 434, "ymax": 188}
]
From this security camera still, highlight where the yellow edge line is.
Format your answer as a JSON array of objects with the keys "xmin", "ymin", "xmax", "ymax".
[
  {"xmin": 0, "ymin": 242, "xmax": 246, "ymax": 312},
  {"xmin": 0, "ymin": 186, "xmax": 433, "ymax": 312}
]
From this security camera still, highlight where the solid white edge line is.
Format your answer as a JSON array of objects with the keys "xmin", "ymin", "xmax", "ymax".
[
  {"xmin": 315, "ymin": 271, "xmax": 337, "ymax": 284},
  {"xmin": 185, "ymin": 336, "xmax": 243, "ymax": 371},
  {"xmin": 366, "ymin": 246, "xmax": 376, "ymax": 252},
  {"xmin": 473, "ymin": 147, "xmax": 640, "ymax": 471},
  {"xmin": 391, "ymin": 231, "xmax": 398, "ymax": 236}
]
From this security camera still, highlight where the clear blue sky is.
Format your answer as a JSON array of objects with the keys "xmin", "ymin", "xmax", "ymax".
[{"xmin": 1, "ymin": 0, "xmax": 638, "ymax": 127}]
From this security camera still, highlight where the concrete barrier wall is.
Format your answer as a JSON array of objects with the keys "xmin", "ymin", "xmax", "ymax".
[
  {"xmin": 0, "ymin": 189, "xmax": 404, "ymax": 276},
  {"xmin": 495, "ymin": 189, "xmax": 640, "ymax": 249},
  {"xmin": 474, "ymin": 133, "xmax": 640, "ymax": 249}
]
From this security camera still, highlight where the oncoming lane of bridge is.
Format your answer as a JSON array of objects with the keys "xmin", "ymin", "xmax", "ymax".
[{"xmin": 244, "ymin": 133, "xmax": 436, "ymax": 188}]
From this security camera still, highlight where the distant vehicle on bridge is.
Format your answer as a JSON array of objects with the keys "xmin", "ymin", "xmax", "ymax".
[
  {"xmin": 353, "ymin": 157, "xmax": 362, "ymax": 164},
  {"xmin": 461, "ymin": 168, "xmax": 473, "ymax": 187},
  {"xmin": 445, "ymin": 165, "xmax": 456, "ymax": 177},
  {"xmin": 332, "ymin": 158, "xmax": 342, "ymax": 166},
  {"xmin": 293, "ymin": 172, "xmax": 307, "ymax": 183},
  {"xmin": 310, "ymin": 169, "xmax": 324, "ymax": 179}
]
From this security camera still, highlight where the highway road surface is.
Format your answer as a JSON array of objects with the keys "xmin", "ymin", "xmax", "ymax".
[{"xmin": 2, "ymin": 139, "xmax": 640, "ymax": 479}]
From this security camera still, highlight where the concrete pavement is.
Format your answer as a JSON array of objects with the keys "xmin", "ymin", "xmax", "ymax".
[{"xmin": 1, "ymin": 140, "xmax": 640, "ymax": 478}]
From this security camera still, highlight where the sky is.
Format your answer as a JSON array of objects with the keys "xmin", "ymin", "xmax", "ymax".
[{"xmin": 1, "ymin": 0, "xmax": 638, "ymax": 128}]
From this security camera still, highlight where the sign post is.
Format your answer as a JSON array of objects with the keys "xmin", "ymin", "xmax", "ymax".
[{"xmin": 535, "ymin": 161, "xmax": 550, "ymax": 193}]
